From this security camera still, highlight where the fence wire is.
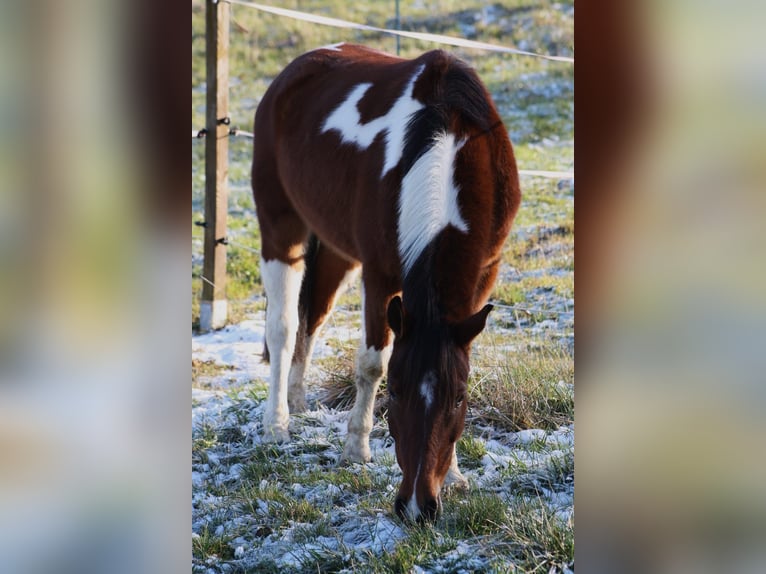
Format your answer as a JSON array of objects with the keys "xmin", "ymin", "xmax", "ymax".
[
  {"xmin": 224, "ymin": 0, "xmax": 573, "ymax": 63},
  {"xmin": 193, "ymin": 1, "xmax": 575, "ymax": 319}
]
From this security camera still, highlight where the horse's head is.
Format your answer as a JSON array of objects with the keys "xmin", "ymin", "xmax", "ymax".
[{"xmin": 385, "ymin": 296, "xmax": 492, "ymax": 522}]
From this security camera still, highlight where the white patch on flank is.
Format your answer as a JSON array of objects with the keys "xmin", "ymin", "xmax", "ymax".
[
  {"xmin": 420, "ymin": 371, "xmax": 436, "ymax": 411},
  {"xmin": 261, "ymin": 259, "xmax": 304, "ymax": 441},
  {"xmin": 398, "ymin": 131, "xmax": 469, "ymax": 274},
  {"xmin": 321, "ymin": 64, "xmax": 426, "ymax": 177}
]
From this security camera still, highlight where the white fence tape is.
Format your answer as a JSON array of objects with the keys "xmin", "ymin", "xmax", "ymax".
[
  {"xmin": 198, "ymin": 2, "xmax": 574, "ymax": 179},
  {"xmin": 225, "ymin": 0, "xmax": 574, "ymax": 63},
  {"xmin": 192, "ymin": 128, "xmax": 573, "ymax": 178}
]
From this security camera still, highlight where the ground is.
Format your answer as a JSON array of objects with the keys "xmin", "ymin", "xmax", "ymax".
[{"xmin": 192, "ymin": 300, "xmax": 573, "ymax": 573}]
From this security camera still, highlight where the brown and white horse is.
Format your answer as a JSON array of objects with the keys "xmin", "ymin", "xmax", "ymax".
[{"xmin": 252, "ymin": 43, "xmax": 520, "ymax": 521}]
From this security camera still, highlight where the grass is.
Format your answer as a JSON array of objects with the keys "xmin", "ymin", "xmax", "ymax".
[
  {"xmin": 365, "ymin": 525, "xmax": 450, "ymax": 572},
  {"xmin": 498, "ymin": 496, "xmax": 574, "ymax": 572},
  {"xmin": 192, "ymin": 358, "xmax": 236, "ymax": 388},
  {"xmin": 193, "ymin": 525, "xmax": 236, "ymax": 561},
  {"xmin": 193, "ymin": 379, "xmax": 574, "ymax": 571},
  {"xmin": 240, "ymin": 443, "xmax": 300, "ymax": 484},
  {"xmin": 456, "ymin": 433, "xmax": 488, "ymax": 469},
  {"xmin": 493, "ymin": 282, "xmax": 527, "ymax": 306},
  {"xmin": 469, "ymin": 345, "xmax": 574, "ymax": 431},
  {"xmin": 443, "ymin": 490, "xmax": 509, "ymax": 536}
]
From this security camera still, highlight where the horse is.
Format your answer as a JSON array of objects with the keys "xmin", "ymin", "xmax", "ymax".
[{"xmin": 251, "ymin": 43, "xmax": 520, "ymax": 522}]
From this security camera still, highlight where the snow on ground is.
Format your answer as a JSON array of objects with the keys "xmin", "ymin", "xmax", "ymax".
[{"xmin": 192, "ymin": 314, "xmax": 574, "ymax": 573}]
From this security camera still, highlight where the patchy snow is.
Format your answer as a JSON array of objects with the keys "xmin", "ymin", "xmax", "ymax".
[{"xmin": 193, "ymin": 315, "xmax": 574, "ymax": 573}]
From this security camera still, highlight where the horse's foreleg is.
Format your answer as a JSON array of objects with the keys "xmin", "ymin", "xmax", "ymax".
[
  {"xmin": 343, "ymin": 277, "xmax": 395, "ymax": 463},
  {"xmin": 261, "ymin": 257, "xmax": 304, "ymax": 443},
  {"xmin": 288, "ymin": 241, "xmax": 360, "ymax": 413},
  {"xmin": 444, "ymin": 443, "xmax": 469, "ymax": 491}
]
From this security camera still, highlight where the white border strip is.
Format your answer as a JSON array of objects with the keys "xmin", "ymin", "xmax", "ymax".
[
  {"xmin": 518, "ymin": 170, "xmax": 573, "ymax": 179},
  {"xmin": 226, "ymin": 0, "xmax": 574, "ymax": 63}
]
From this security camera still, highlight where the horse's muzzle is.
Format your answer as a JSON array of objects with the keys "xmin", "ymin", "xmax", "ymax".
[{"xmin": 394, "ymin": 495, "xmax": 442, "ymax": 523}]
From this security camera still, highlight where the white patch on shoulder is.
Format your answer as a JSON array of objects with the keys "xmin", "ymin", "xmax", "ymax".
[
  {"xmin": 321, "ymin": 64, "xmax": 426, "ymax": 177},
  {"xmin": 420, "ymin": 371, "xmax": 436, "ymax": 411},
  {"xmin": 398, "ymin": 131, "xmax": 469, "ymax": 274}
]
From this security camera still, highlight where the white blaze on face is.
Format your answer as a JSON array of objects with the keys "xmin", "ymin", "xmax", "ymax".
[
  {"xmin": 406, "ymin": 461, "xmax": 422, "ymax": 521},
  {"xmin": 420, "ymin": 371, "xmax": 437, "ymax": 411},
  {"xmin": 321, "ymin": 64, "xmax": 426, "ymax": 177},
  {"xmin": 404, "ymin": 370, "xmax": 438, "ymax": 520},
  {"xmin": 398, "ymin": 131, "xmax": 469, "ymax": 275}
]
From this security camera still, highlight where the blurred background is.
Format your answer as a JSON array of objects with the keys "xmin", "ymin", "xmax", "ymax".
[
  {"xmin": 0, "ymin": 0, "xmax": 188, "ymax": 572},
  {"xmin": 576, "ymin": 0, "xmax": 766, "ymax": 572},
  {"xmin": 0, "ymin": 0, "xmax": 764, "ymax": 572}
]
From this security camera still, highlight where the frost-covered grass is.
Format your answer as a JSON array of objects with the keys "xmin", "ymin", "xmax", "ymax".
[
  {"xmin": 191, "ymin": 290, "xmax": 574, "ymax": 572},
  {"xmin": 192, "ymin": 363, "xmax": 573, "ymax": 572},
  {"xmin": 192, "ymin": 1, "xmax": 573, "ymax": 571}
]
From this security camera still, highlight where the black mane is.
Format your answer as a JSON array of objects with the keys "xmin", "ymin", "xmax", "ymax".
[{"xmin": 399, "ymin": 243, "xmax": 465, "ymax": 413}]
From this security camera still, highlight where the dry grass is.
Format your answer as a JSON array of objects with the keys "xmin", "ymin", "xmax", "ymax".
[
  {"xmin": 314, "ymin": 334, "xmax": 573, "ymax": 433},
  {"xmin": 315, "ymin": 345, "xmax": 390, "ymax": 415},
  {"xmin": 192, "ymin": 358, "xmax": 235, "ymax": 388},
  {"xmin": 315, "ymin": 346, "xmax": 359, "ymax": 411},
  {"xmin": 468, "ymin": 345, "xmax": 574, "ymax": 431}
]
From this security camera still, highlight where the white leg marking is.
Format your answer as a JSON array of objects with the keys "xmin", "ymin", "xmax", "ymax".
[
  {"xmin": 444, "ymin": 442, "xmax": 469, "ymax": 490},
  {"xmin": 321, "ymin": 65, "xmax": 426, "ymax": 177},
  {"xmin": 398, "ymin": 131, "xmax": 469, "ymax": 274},
  {"xmin": 343, "ymin": 343, "xmax": 392, "ymax": 463},
  {"xmin": 419, "ymin": 371, "xmax": 437, "ymax": 411},
  {"xmin": 261, "ymin": 259, "xmax": 304, "ymax": 442}
]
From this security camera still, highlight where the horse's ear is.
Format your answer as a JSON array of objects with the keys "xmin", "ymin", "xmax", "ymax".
[
  {"xmin": 387, "ymin": 296, "xmax": 405, "ymax": 338},
  {"xmin": 451, "ymin": 304, "xmax": 493, "ymax": 347}
]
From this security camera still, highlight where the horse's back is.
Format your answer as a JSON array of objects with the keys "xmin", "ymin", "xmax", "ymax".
[{"xmin": 252, "ymin": 44, "xmax": 520, "ymax": 287}]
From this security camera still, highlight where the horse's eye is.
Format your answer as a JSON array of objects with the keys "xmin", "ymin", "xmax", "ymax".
[
  {"xmin": 455, "ymin": 394, "xmax": 465, "ymax": 409},
  {"xmin": 389, "ymin": 390, "xmax": 398, "ymax": 401}
]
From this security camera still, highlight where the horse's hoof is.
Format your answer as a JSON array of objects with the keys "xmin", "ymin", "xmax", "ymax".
[
  {"xmin": 443, "ymin": 470, "xmax": 470, "ymax": 492},
  {"xmin": 341, "ymin": 441, "xmax": 371, "ymax": 464},
  {"xmin": 262, "ymin": 426, "xmax": 290, "ymax": 443},
  {"xmin": 288, "ymin": 398, "xmax": 307, "ymax": 414}
]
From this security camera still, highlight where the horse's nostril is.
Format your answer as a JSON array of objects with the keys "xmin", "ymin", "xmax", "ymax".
[{"xmin": 421, "ymin": 497, "xmax": 440, "ymax": 521}]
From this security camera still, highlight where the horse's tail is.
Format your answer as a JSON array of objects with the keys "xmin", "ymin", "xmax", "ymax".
[{"xmin": 261, "ymin": 233, "xmax": 319, "ymax": 365}]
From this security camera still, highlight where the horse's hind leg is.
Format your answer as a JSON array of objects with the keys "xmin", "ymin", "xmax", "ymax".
[
  {"xmin": 343, "ymin": 272, "xmax": 397, "ymax": 463},
  {"xmin": 287, "ymin": 239, "xmax": 360, "ymax": 412},
  {"xmin": 257, "ymin": 205, "xmax": 308, "ymax": 442}
]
